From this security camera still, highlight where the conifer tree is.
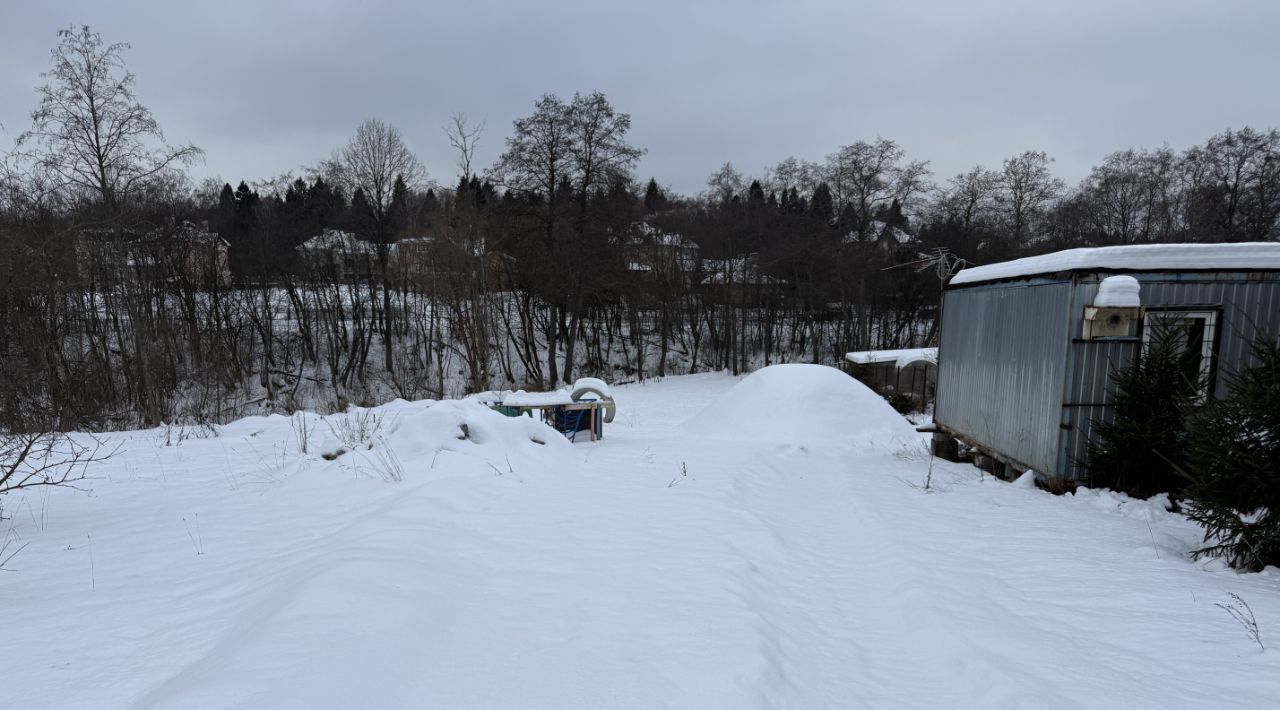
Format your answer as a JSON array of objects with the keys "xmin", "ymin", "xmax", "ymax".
[
  {"xmin": 217, "ymin": 182, "xmax": 235, "ymax": 213},
  {"xmin": 1184, "ymin": 338, "xmax": 1280, "ymax": 570},
  {"xmin": 349, "ymin": 186, "xmax": 373, "ymax": 234},
  {"xmin": 811, "ymin": 183, "xmax": 835, "ymax": 223},
  {"xmin": 1085, "ymin": 329, "xmax": 1203, "ymax": 497},
  {"xmin": 643, "ymin": 178, "xmax": 667, "ymax": 212},
  {"xmin": 388, "ymin": 174, "xmax": 410, "ymax": 236}
]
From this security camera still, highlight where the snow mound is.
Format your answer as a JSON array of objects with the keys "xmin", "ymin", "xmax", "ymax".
[
  {"xmin": 312, "ymin": 400, "xmax": 573, "ymax": 479},
  {"xmin": 683, "ymin": 364, "xmax": 918, "ymax": 449}
]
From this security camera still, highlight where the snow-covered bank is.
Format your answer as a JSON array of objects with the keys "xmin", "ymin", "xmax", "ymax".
[{"xmin": 2, "ymin": 371, "xmax": 1278, "ymax": 708}]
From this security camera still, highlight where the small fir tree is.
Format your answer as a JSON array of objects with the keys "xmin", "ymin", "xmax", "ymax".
[
  {"xmin": 1183, "ymin": 338, "xmax": 1280, "ymax": 571},
  {"xmin": 1086, "ymin": 328, "xmax": 1204, "ymax": 498}
]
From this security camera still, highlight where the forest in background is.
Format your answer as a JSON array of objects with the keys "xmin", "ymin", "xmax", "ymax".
[{"xmin": 3, "ymin": 25, "xmax": 1280, "ymax": 432}]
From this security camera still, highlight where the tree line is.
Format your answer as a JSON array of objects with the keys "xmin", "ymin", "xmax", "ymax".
[{"xmin": 3, "ymin": 25, "xmax": 1280, "ymax": 432}]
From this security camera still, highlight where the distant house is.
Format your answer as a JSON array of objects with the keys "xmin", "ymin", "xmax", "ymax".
[
  {"xmin": 843, "ymin": 220, "xmax": 914, "ymax": 252},
  {"xmin": 390, "ymin": 236, "xmax": 443, "ymax": 285},
  {"xmin": 619, "ymin": 223, "xmax": 700, "ymax": 283},
  {"xmin": 700, "ymin": 253, "xmax": 785, "ymax": 305},
  {"xmin": 297, "ymin": 229, "xmax": 375, "ymax": 281},
  {"xmin": 76, "ymin": 220, "xmax": 230, "ymax": 287},
  {"xmin": 390, "ymin": 235, "xmax": 515, "ymax": 293},
  {"xmin": 932, "ymin": 243, "xmax": 1280, "ymax": 483}
]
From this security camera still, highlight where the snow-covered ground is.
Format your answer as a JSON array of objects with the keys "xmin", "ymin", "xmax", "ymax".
[{"xmin": 2, "ymin": 367, "xmax": 1278, "ymax": 708}]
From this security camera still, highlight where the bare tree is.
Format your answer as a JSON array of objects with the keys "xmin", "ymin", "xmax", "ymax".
[
  {"xmin": 560, "ymin": 92, "xmax": 644, "ymax": 381},
  {"xmin": 823, "ymin": 138, "xmax": 931, "ymax": 235},
  {"xmin": 445, "ymin": 113, "xmax": 485, "ymax": 181},
  {"xmin": 936, "ymin": 166, "xmax": 1001, "ymax": 234},
  {"xmin": 324, "ymin": 118, "xmax": 425, "ymax": 373},
  {"xmin": 16, "ymin": 25, "xmax": 202, "ymax": 213},
  {"xmin": 489, "ymin": 94, "xmax": 578, "ymax": 385},
  {"xmin": 998, "ymin": 150, "xmax": 1064, "ymax": 248},
  {"xmin": 706, "ymin": 162, "xmax": 745, "ymax": 204},
  {"xmin": 325, "ymin": 119, "xmax": 424, "ymax": 232}
]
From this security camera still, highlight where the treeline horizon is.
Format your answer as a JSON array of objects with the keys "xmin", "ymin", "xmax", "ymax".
[{"xmin": 3, "ymin": 25, "xmax": 1279, "ymax": 432}]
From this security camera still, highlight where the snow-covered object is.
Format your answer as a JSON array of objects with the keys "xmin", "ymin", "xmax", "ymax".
[
  {"xmin": 501, "ymin": 389, "xmax": 575, "ymax": 407},
  {"xmin": 950, "ymin": 242, "xmax": 1280, "ymax": 285},
  {"xmin": 845, "ymin": 347, "xmax": 938, "ymax": 369},
  {"xmin": 570, "ymin": 377, "xmax": 616, "ymax": 422},
  {"xmin": 570, "ymin": 377, "xmax": 612, "ymax": 400},
  {"xmin": 500, "ymin": 379, "xmax": 616, "ymax": 423},
  {"xmin": 1093, "ymin": 275, "xmax": 1141, "ymax": 308},
  {"xmin": 377, "ymin": 399, "xmax": 573, "ymax": 466},
  {"xmin": 297, "ymin": 228, "xmax": 375, "ymax": 255},
  {"xmin": 684, "ymin": 363, "xmax": 917, "ymax": 449}
]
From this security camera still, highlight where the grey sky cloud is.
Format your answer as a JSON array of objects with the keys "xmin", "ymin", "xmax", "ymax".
[{"xmin": 3, "ymin": 0, "xmax": 1278, "ymax": 196}]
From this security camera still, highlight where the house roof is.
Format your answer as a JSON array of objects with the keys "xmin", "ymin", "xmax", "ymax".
[
  {"xmin": 950, "ymin": 242, "xmax": 1280, "ymax": 286},
  {"xmin": 624, "ymin": 222, "xmax": 698, "ymax": 250},
  {"xmin": 78, "ymin": 221, "xmax": 226, "ymax": 247},
  {"xmin": 298, "ymin": 229, "xmax": 375, "ymax": 255},
  {"xmin": 843, "ymin": 220, "xmax": 912, "ymax": 246}
]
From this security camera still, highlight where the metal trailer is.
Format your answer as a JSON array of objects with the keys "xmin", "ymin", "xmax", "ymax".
[{"xmin": 932, "ymin": 246, "xmax": 1280, "ymax": 483}]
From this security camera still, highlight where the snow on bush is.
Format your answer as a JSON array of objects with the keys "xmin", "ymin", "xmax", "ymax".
[{"xmin": 309, "ymin": 400, "xmax": 573, "ymax": 481}]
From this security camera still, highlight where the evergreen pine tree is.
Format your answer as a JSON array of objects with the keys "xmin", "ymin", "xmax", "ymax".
[
  {"xmin": 1184, "ymin": 338, "xmax": 1280, "ymax": 570},
  {"xmin": 388, "ymin": 174, "xmax": 410, "ymax": 237},
  {"xmin": 232, "ymin": 181, "xmax": 259, "ymax": 234},
  {"xmin": 308, "ymin": 176, "xmax": 344, "ymax": 229},
  {"xmin": 349, "ymin": 187, "xmax": 373, "ymax": 234},
  {"xmin": 643, "ymin": 178, "xmax": 666, "ymax": 212},
  {"xmin": 810, "ymin": 183, "xmax": 834, "ymax": 223},
  {"xmin": 1085, "ymin": 328, "xmax": 1204, "ymax": 498},
  {"xmin": 217, "ymin": 182, "xmax": 235, "ymax": 213}
]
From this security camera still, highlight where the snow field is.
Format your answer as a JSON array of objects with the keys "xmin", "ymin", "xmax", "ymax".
[{"xmin": 1, "ymin": 368, "xmax": 1278, "ymax": 708}]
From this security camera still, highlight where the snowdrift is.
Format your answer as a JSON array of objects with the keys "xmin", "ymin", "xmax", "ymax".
[
  {"xmin": 684, "ymin": 364, "xmax": 918, "ymax": 449},
  {"xmin": 304, "ymin": 399, "xmax": 575, "ymax": 482}
]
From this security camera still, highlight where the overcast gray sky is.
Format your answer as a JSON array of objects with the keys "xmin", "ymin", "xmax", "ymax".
[{"xmin": 3, "ymin": 0, "xmax": 1278, "ymax": 195}]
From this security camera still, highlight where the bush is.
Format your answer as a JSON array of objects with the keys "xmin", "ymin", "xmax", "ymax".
[
  {"xmin": 1086, "ymin": 329, "xmax": 1204, "ymax": 498},
  {"xmin": 885, "ymin": 391, "xmax": 918, "ymax": 415},
  {"xmin": 1183, "ymin": 338, "xmax": 1280, "ymax": 571},
  {"xmin": 845, "ymin": 363, "xmax": 919, "ymax": 414}
]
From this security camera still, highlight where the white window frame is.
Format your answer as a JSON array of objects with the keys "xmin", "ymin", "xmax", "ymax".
[{"xmin": 1141, "ymin": 308, "xmax": 1218, "ymax": 398}]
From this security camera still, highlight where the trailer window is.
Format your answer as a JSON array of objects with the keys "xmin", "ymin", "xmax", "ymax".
[{"xmin": 1142, "ymin": 309, "xmax": 1217, "ymax": 397}]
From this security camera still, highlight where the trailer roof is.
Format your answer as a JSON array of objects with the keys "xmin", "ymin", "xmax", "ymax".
[
  {"xmin": 950, "ymin": 242, "xmax": 1280, "ymax": 286},
  {"xmin": 845, "ymin": 347, "xmax": 938, "ymax": 369}
]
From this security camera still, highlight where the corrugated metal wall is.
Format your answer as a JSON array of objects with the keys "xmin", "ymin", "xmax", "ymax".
[
  {"xmin": 934, "ymin": 279, "xmax": 1073, "ymax": 475},
  {"xmin": 1063, "ymin": 271, "xmax": 1280, "ymax": 482},
  {"xmin": 1060, "ymin": 339, "xmax": 1138, "ymax": 481},
  {"xmin": 938, "ymin": 270, "xmax": 1280, "ymax": 482}
]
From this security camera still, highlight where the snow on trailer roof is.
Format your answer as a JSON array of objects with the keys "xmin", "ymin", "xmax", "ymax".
[
  {"xmin": 844, "ymin": 347, "xmax": 938, "ymax": 369},
  {"xmin": 949, "ymin": 242, "xmax": 1280, "ymax": 286}
]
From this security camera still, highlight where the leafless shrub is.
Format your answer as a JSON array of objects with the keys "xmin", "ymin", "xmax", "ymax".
[
  {"xmin": 1, "ymin": 432, "xmax": 112, "ymax": 496},
  {"xmin": 1216, "ymin": 592, "xmax": 1264, "ymax": 651},
  {"xmin": 667, "ymin": 461, "xmax": 688, "ymax": 488},
  {"xmin": 1, "ymin": 532, "xmax": 30, "ymax": 572},
  {"xmin": 291, "ymin": 412, "xmax": 313, "ymax": 456},
  {"xmin": 325, "ymin": 409, "xmax": 386, "ymax": 451}
]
